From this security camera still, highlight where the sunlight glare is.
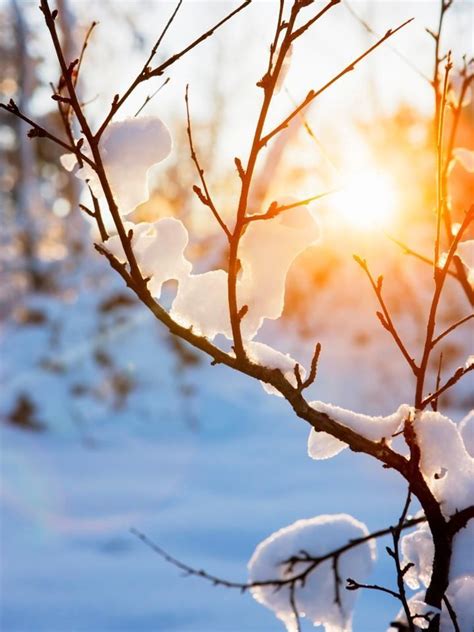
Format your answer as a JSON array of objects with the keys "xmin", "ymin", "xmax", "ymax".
[{"xmin": 332, "ymin": 170, "xmax": 398, "ymax": 230}]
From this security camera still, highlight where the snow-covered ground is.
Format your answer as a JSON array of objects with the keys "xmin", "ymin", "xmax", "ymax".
[
  {"xmin": 1, "ymin": 365, "xmax": 408, "ymax": 632},
  {"xmin": 1, "ymin": 258, "xmax": 471, "ymax": 631}
]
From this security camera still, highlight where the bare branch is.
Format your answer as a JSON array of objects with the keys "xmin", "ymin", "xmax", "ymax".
[
  {"xmin": 290, "ymin": 0, "xmax": 340, "ymax": 41},
  {"xmin": 443, "ymin": 594, "xmax": 460, "ymax": 632},
  {"xmin": 185, "ymin": 85, "xmax": 231, "ymax": 240},
  {"xmin": 386, "ymin": 234, "xmax": 457, "ymax": 279},
  {"xmin": 244, "ymin": 190, "xmax": 337, "ymax": 224},
  {"xmin": 0, "ymin": 100, "xmax": 93, "ymax": 166},
  {"xmin": 353, "ymin": 255, "xmax": 418, "ymax": 375},
  {"xmin": 130, "ymin": 516, "xmax": 425, "ymax": 592},
  {"xmin": 343, "ymin": 0, "xmax": 429, "ymax": 83},
  {"xmin": 431, "ymin": 314, "xmax": 474, "ymax": 348},
  {"xmin": 96, "ymin": 0, "xmax": 251, "ymax": 137},
  {"xmin": 134, "ymin": 77, "xmax": 170, "ymax": 118},
  {"xmin": 260, "ymin": 18, "xmax": 414, "ymax": 147},
  {"xmin": 421, "ymin": 364, "xmax": 474, "ymax": 409}
]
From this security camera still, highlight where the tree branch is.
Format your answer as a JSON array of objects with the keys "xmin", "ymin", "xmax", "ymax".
[
  {"xmin": 260, "ymin": 18, "xmax": 414, "ymax": 147},
  {"xmin": 185, "ymin": 85, "xmax": 231, "ymax": 240}
]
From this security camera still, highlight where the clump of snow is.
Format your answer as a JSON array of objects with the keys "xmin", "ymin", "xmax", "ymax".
[
  {"xmin": 170, "ymin": 269, "xmax": 231, "ymax": 339},
  {"xmin": 414, "ymin": 410, "xmax": 474, "ymax": 516},
  {"xmin": 307, "ymin": 403, "xmax": 412, "ymax": 460},
  {"xmin": 401, "ymin": 519, "xmax": 474, "ymax": 590},
  {"xmin": 451, "ymin": 519, "xmax": 474, "ymax": 581},
  {"xmin": 248, "ymin": 514, "xmax": 375, "ymax": 632},
  {"xmin": 390, "ymin": 576, "xmax": 474, "ymax": 632},
  {"xmin": 245, "ymin": 340, "xmax": 303, "ymax": 397},
  {"xmin": 390, "ymin": 593, "xmax": 441, "ymax": 631},
  {"xmin": 238, "ymin": 206, "xmax": 320, "ymax": 339},
  {"xmin": 102, "ymin": 202, "xmax": 318, "ymax": 344},
  {"xmin": 441, "ymin": 576, "xmax": 474, "ymax": 631},
  {"xmin": 455, "ymin": 240, "xmax": 474, "ymax": 285},
  {"xmin": 171, "ymin": 205, "xmax": 319, "ymax": 342},
  {"xmin": 459, "ymin": 410, "xmax": 474, "ymax": 457},
  {"xmin": 105, "ymin": 218, "xmax": 191, "ymax": 297},
  {"xmin": 453, "ymin": 148, "xmax": 474, "ymax": 173},
  {"xmin": 61, "ymin": 116, "xmax": 172, "ymax": 215},
  {"xmin": 401, "ymin": 521, "xmax": 433, "ymax": 590}
]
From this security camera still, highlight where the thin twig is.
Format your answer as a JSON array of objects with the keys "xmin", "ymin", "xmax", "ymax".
[
  {"xmin": 245, "ymin": 190, "xmax": 337, "ymax": 224},
  {"xmin": 0, "ymin": 100, "xmax": 93, "ymax": 166},
  {"xmin": 386, "ymin": 234, "xmax": 457, "ymax": 279},
  {"xmin": 443, "ymin": 594, "xmax": 460, "ymax": 632},
  {"xmin": 134, "ymin": 77, "xmax": 170, "ymax": 118},
  {"xmin": 130, "ymin": 516, "xmax": 425, "ymax": 593},
  {"xmin": 260, "ymin": 18, "xmax": 414, "ymax": 147},
  {"xmin": 289, "ymin": 583, "xmax": 301, "ymax": 632},
  {"xmin": 431, "ymin": 314, "xmax": 474, "ymax": 348},
  {"xmin": 346, "ymin": 578, "xmax": 401, "ymax": 600},
  {"xmin": 431, "ymin": 352, "xmax": 443, "ymax": 412},
  {"xmin": 421, "ymin": 363, "xmax": 474, "ymax": 409},
  {"xmin": 343, "ymin": 0, "xmax": 429, "ymax": 83},
  {"xmin": 415, "ymin": 204, "xmax": 474, "ymax": 408},
  {"xmin": 390, "ymin": 490, "xmax": 415, "ymax": 632},
  {"xmin": 96, "ymin": 0, "xmax": 251, "ymax": 138},
  {"xmin": 353, "ymin": 255, "xmax": 418, "ymax": 375},
  {"xmin": 185, "ymin": 85, "xmax": 231, "ymax": 240},
  {"xmin": 434, "ymin": 52, "xmax": 452, "ymax": 271}
]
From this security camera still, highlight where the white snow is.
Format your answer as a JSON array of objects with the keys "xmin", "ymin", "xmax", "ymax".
[
  {"xmin": 453, "ymin": 148, "xmax": 474, "ymax": 173},
  {"xmin": 455, "ymin": 239, "xmax": 474, "ymax": 285},
  {"xmin": 401, "ymin": 521, "xmax": 433, "ymax": 590},
  {"xmin": 170, "ymin": 269, "xmax": 231, "ymax": 339},
  {"xmin": 307, "ymin": 402, "xmax": 412, "ymax": 460},
  {"xmin": 459, "ymin": 409, "xmax": 474, "ymax": 457},
  {"xmin": 390, "ymin": 593, "xmax": 441, "ymax": 630},
  {"xmin": 390, "ymin": 576, "xmax": 474, "ymax": 632},
  {"xmin": 414, "ymin": 410, "xmax": 474, "ymax": 516},
  {"xmin": 61, "ymin": 116, "xmax": 172, "ymax": 216},
  {"xmin": 171, "ymin": 205, "xmax": 319, "ymax": 343},
  {"xmin": 105, "ymin": 218, "xmax": 191, "ymax": 297},
  {"xmin": 401, "ymin": 519, "xmax": 474, "ymax": 591},
  {"xmin": 238, "ymin": 206, "xmax": 320, "ymax": 339},
  {"xmin": 441, "ymin": 575, "xmax": 474, "ymax": 631},
  {"xmin": 245, "ymin": 340, "xmax": 303, "ymax": 397},
  {"xmin": 248, "ymin": 514, "xmax": 376, "ymax": 632}
]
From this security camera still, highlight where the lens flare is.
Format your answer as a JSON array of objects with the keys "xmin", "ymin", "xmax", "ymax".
[{"xmin": 332, "ymin": 170, "xmax": 398, "ymax": 230}]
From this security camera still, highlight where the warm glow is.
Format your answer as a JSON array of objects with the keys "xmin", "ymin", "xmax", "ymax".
[{"xmin": 331, "ymin": 170, "xmax": 398, "ymax": 230}]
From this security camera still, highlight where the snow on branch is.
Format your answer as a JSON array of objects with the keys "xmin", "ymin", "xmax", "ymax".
[{"xmin": 132, "ymin": 513, "xmax": 425, "ymax": 632}]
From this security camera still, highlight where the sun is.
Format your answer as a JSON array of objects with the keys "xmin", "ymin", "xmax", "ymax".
[{"xmin": 331, "ymin": 170, "xmax": 398, "ymax": 230}]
